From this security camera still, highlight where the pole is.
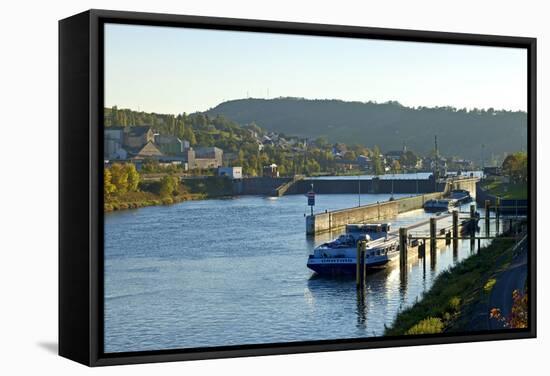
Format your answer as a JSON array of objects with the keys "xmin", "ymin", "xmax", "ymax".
[
  {"xmin": 399, "ymin": 228, "xmax": 408, "ymax": 270},
  {"xmin": 496, "ymin": 197, "xmax": 501, "ymax": 233},
  {"xmin": 356, "ymin": 241, "xmax": 367, "ymax": 288},
  {"xmin": 358, "ymin": 175, "xmax": 361, "ymax": 207},
  {"xmin": 430, "ymin": 217, "xmax": 437, "ymax": 268},
  {"xmin": 361, "ymin": 247, "xmax": 366, "ymax": 285},
  {"xmin": 484, "ymin": 199, "xmax": 490, "ymax": 236},
  {"xmin": 419, "ymin": 240, "xmax": 426, "ymax": 258},
  {"xmin": 470, "ymin": 204, "xmax": 476, "ymax": 252},
  {"xmin": 356, "ymin": 241, "xmax": 361, "ymax": 288},
  {"xmin": 452, "ymin": 210, "xmax": 459, "ymax": 258}
]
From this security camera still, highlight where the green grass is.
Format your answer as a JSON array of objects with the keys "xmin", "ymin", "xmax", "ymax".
[
  {"xmin": 385, "ymin": 238, "xmax": 515, "ymax": 336},
  {"xmin": 481, "ymin": 180, "xmax": 527, "ymax": 199}
]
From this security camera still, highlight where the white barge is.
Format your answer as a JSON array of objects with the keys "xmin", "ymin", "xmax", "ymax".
[{"xmin": 307, "ymin": 223, "xmax": 399, "ymax": 275}]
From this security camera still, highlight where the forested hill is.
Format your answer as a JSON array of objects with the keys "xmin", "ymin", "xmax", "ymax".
[{"xmin": 206, "ymin": 98, "xmax": 527, "ymax": 161}]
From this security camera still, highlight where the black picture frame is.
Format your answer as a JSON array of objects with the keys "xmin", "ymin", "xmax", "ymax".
[{"xmin": 59, "ymin": 9, "xmax": 537, "ymax": 367}]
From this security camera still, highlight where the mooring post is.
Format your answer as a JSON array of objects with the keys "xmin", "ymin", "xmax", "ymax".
[
  {"xmin": 470, "ymin": 204, "xmax": 476, "ymax": 251},
  {"xmin": 429, "ymin": 217, "xmax": 437, "ymax": 261},
  {"xmin": 496, "ymin": 197, "xmax": 501, "ymax": 233},
  {"xmin": 356, "ymin": 241, "xmax": 367, "ymax": 288},
  {"xmin": 418, "ymin": 240, "xmax": 425, "ymax": 258},
  {"xmin": 361, "ymin": 246, "xmax": 366, "ymax": 285},
  {"xmin": 484, "ymin": 199, "xmax": 490, "ymax": 235},
  {"xmin": 452, "ymin": 210, "xmax": 459, "ymax": 250},
  {"xmin": 399, "ymin": 227, "xmax": 408, "ymax": 270},
  {"xmin": 356, "ymin": 241, "xmax": 362, "ymax": 288}
]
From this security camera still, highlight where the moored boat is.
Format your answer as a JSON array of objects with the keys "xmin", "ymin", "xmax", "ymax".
[
  {"xmin": 449, "ymin": 189, "xmax": 472, "ymax": 205},
  {"xmin": 307, "ymin": 223, "xmax": 399, "ymax": 275},
  {"xmin": 423, "ymin": 198, "xmax": 457, "ymax": 212}
]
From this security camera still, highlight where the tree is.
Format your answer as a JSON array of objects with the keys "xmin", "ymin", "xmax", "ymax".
[
  {"xmin": 314, "ymin": 136, "xmax": 329, "ymax": 149},
  {"xmin": 124, "ymin": 163, "xmax": 140, "ymax": 192},
  {"xmin": 400, "ymin": 150, "xmax": 418, "ymax": 169},
  {"xmin": 372, "ymin": 145, "xmax": 384, "ymax": 175},
  {"xmin": 159, "ymin": 175, "xmax": 179, "ymax": 198},
  {"xmin": 184, "ymin": 126, "xmax": 197, "ymax": 145},
  {"xmin": 502, "ymin": 152, "xmax": 527, "ymax": 183},
  {"xmin": 391, "ymin": 160, "xmax": 401, "ymax": 173},
  {"xmin": 343, "ymin": 150, "xmax": 356, "ymax": 161},
  {"xmin": 104, "ymin": 168, "xmax": 116, "ymax": 196},
  {"xmin": 110, "ymin": 163, "xmax": 129, "ymax": 194}
]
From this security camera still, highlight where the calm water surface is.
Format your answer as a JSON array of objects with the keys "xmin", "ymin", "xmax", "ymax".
[{"xmin": 104, "ymin": 193, "xmax": 492, "ymax": 353}]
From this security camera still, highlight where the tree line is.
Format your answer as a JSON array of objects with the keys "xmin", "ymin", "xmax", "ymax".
[
  {"xmin": 104, "ymin": 106, "xmax": 422, "ymax": 177},
  {"xmin": 104, "ymin": 163, "xmax": 180, "ymax": 199}
]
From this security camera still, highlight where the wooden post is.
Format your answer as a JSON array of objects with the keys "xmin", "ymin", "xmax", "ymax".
[
  {"xmin": 484, "ymin": 199, "xmax": 490, "ymax": 235},
  {"xmin": 418, "ymin": 240, "xmax": 425, "ymax": 258},
  {"xmin": 361, "ymin": 247, "xmax": 366, "ymax": 285},
  {"xmin": 399, "ymin": 228, "xmax": 408, "ymax": 269},
  {"xmin": 452, "ymin": 210, "xmax": 459, "ymax": 248},
  {"xmin": 429, "ymin": 217, "xmax": 437, "ymax": 263},
  {"xmin": 429, "ymin": 217, "xmax": 436, "ymax": 251},
  {"xmin": 495, "ymin": 197, "xmax": 501, "ymax": 233},
  {"xmin": 446, "ymin": 231, "xmax": 451, "ymax": 245},
  {"xmin": 356, "ymin": 241, "xmax": 367, "ymax": 288},
  {"xmin": 470, "ymin": 204, "xmax": 476, "ymax": 251},
  {"xmin": 356, "ymin": 241, "xmax": 362, "ymax": 288}
]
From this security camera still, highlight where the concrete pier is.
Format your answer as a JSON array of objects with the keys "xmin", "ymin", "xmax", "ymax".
[
  {"xmin": 306, "ymin": 192, "xmax": 443, "ymax": 235},
  {"xmin": 305, "ymin": 176, "xmax": 478, "ymax": 235}
]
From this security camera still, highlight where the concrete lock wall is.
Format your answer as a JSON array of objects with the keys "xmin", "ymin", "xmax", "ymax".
[
  {"xmin": 233, "ymin": 177, "xmax": 291, "ymax": 195},
  {"xmin": 449, "ymin": 178, "xmax": 478, "ymax": 199},
  {"xmin": 294, "ymin": 178, "xmax": 443, "ymax": 195},
  {"xmin": 306, "ymin": 192, "xmax": 444, "ymax": 235}
]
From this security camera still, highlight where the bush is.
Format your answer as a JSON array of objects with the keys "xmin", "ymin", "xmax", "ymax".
[
  {"xmin": 447, "ymin": 296, "xmax": 461, "ymax": 313},
  {"xmin": 162, "ymin": 197, "xmax": 174, "ymax": 205},
  {"xmin": 406, "ymin": 317, "xmax": 444, "ymax": 335},
  {"xmin": 484, "ymin": 278, "xmax": 497, "ymax": 293}
]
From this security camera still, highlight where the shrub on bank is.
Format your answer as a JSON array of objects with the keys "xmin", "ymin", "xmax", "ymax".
[{"xmin": 405, "ymin": 317, "xmax": 444, "ymax": 335}]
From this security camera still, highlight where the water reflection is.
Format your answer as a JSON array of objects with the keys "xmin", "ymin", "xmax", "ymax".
[{"xmin": 104, "ymin": 195, "xmax": 502, "ymax": 352}]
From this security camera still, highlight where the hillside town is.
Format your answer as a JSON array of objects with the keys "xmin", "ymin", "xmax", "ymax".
[{"xmin": 104, "ymin": 123, "xmax": 475, "ymax": 179}]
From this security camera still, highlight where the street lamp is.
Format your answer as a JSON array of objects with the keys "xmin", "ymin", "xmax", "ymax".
[{"xmin": 358, "ymin": 173, "xmax": 361, "ymax": 207}]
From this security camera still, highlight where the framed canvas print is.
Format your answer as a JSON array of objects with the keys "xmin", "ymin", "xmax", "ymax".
[{"xmin": 59, "ymin": 9, "xmax": 536, "ymax": 366}]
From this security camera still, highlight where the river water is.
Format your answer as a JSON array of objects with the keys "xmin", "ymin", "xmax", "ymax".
[{"xmin": 104, "ymin": 193, "xmax": 493, "ymax": 353}]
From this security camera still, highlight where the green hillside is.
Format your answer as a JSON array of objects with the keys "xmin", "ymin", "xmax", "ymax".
[{"xmin": 206, "ymin": 97, "xmax": 527, "ymax": 161}]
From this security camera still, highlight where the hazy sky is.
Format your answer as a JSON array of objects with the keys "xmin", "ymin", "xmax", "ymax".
[{"xmin": 104, "ymin": 23, "xmax": 527, "ymax": 114}]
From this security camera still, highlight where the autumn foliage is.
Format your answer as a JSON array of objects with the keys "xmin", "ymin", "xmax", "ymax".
[{"xmin": 490, "ymin": 289, "xmax": 528, "ymax": 329}]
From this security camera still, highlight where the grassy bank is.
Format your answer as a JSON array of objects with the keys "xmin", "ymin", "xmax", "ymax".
[
  {"xmin": 385, "ymin": 237, "xmax": 516, "ymax": 336},
  {"xmin": 104, "ymin": 182, "xmax": 205, "ymax": 212},
  {"xmin": 480, "ymin": 179, "xmax": 527, "ymax": 199}
]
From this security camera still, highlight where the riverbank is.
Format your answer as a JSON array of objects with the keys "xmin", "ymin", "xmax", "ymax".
[
  {"xmin": 385, "ymin": 231, "xmax": 524, "ymax": 336},
  {"xmin": 104, "ymin": 181, "xmax": 206, "ymax": 212},
  {"xmin": 480, "ymin": 179, "xmax": 527, "ymax": 199}
]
